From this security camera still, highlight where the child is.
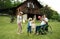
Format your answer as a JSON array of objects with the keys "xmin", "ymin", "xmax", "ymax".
[
  {"xmin": 31, "ymin": 18, "xmax": 36, "ymax": 34},
  {"xmin": 27, "ymin": 18, "xmax": 32, "ymax": 34}
]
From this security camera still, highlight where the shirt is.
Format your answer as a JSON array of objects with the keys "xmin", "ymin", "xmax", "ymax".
[
  {"xmin": 17, "ymin": 15, "xmax": 22, "ymax": 23},
  {"xmin": 40, "ymin": 18, "xmax": 48, "ymax": 25},
  {"xmin": 28, "ymin": 21, "xmax": 32, "ymax": 26}
]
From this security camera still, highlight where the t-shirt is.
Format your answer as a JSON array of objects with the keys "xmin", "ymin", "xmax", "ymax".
[
  {"xmin": 40, "ymin": 18, "xmax": 48, "ymax": 25},
  {"xmin": 31, "ymin": 23, "xmax": 36, "ymax": 28},
  {"xmin": 28, "ymin": 21, "xmax": 32, "ymax": 26},
  {"xmin": 17, "ymin": 15, "xmax": 22, "ymax": 23}
]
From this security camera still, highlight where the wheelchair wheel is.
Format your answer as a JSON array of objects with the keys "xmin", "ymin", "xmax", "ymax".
[{"xmin": 48, "ymin": 25, "xmax": 52, "ymax": 33}]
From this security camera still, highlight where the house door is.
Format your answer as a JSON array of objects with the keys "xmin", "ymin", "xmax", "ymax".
[
  {"xmin": 36, "ymin": 14, "xmax": 42, "ymax": 20},
  {"xmin": 27, "ymin": 14, "xmax": 34, "ymax": 19}
]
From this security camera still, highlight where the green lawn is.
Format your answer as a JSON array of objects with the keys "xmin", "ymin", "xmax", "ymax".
[{"xmin": 0, "ymin": 16, "xmax": 60, "ymax": 39}]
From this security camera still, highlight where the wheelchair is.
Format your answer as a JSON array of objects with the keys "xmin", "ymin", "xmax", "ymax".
[{"xmin": 35, "ymin": 24, "xmax": 52, "ymax": 35}]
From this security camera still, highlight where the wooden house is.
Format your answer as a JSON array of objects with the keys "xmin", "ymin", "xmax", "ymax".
[{"xmin": 16, "ymin": 0, "xmax": 43, "ymax": 20}]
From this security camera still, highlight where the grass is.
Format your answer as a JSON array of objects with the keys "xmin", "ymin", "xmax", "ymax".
[{"xmin": 0, "ymin": 16, "xmax": 60, "ymax": 39}]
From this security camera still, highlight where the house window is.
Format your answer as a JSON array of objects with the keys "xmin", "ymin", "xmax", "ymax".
[
  {"xmin": 31, "ymin": 3, "xmax": 35, "ymax": 8},
  {"xmin": 27, "ymin": 2, "xmax": 30, "ymax": 7},
  {"xmin": 27, "ymin": 2, "xmax": 35, "ymax": 8}
]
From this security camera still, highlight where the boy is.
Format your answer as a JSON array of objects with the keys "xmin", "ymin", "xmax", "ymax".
[{"xmin": 27, "ymin": 18, "xmax": 32, "ymax": 34}]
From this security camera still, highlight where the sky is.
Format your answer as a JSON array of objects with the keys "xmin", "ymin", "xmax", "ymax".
[{"xmin": 38, "ymin": 0, "xmax": 60, "ymax": 14}]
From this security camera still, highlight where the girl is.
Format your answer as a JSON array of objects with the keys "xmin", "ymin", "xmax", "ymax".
[
  {"xmin": 31, "ymin": 18, "xmax": 36, "ymax": 34},
  {"xmin": 17, "ymin": 12, "xmax": 23, "ymax": 34}
]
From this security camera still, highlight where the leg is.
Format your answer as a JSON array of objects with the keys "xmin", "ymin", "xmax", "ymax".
[
  {"xmin": 27, "ymin": 26, "xmax": 31, "ymax": 35},
  {"xmin": 17, "ymin": 22, "xmax": 22, "ymax": 34},
  {"xmin": 17, "ymin": 23, "xmax": 20, "ymax": 34},
  {"xmin": 29, "ymin": 26, "xmax": 31, "ymax": 33},
  {"xmin": 27, "ymin": 26, "xmax": 31, "ymax": 33},
  {"xmin": 45, "ymin": 24, "xmax": 48, "ymax": 32},
  {"xmin": 35, "ymin": 26, "xmax": 38, "ymax": 34},
  {"xmin": 35, "ymin": 26, "xmax": 41, "ymax": 34},
  {"xmin": 20, "ymin": 23, "xmax": 22, "ymax": 33}
]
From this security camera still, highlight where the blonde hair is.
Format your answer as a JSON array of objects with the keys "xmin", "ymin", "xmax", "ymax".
[
  {"xmin": 28, "ymin": 18, "xmax": 32, "ymax": 21},
  {"xmin": 20, "ymin": 12, "xmax": 23, "ymax": 14}
]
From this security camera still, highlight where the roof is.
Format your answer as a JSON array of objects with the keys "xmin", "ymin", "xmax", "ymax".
[{"xmin": 16, "ymin": 0, "xmax": 43, "ymax": 9}]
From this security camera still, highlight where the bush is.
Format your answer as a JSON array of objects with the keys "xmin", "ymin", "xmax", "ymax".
[
  {"xmin": 58, "ymin": 15, "xmax": 60, "ymax": 22},
  {"xmin": 51, "ymin": 11, "xmax": 59, "ymax": 20}
]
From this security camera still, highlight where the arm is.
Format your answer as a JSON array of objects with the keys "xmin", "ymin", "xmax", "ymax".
[{"xmin": 43, "ymin": 18, "xmax": 48, "ymax": 23}]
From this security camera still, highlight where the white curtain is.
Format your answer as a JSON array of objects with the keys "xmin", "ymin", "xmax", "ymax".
[
  {"xmin": 27, "ymin": 2, "xmax": 30, "ymax": 7},
  {"xmin": 27, "ymin": 2, "xmax": 35, "ymax": 8}
]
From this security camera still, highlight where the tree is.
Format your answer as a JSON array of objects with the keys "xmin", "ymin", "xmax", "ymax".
[
  {"xmin": 51, "ymin": 11, "xmax": 59, "ymax": 20},
  {"xmin": 0, "ymin": 0, "xmax": 21, "ymax": 9},
  {"xmin": 11, "ymin": 0, "xmax": 21, "ymax": 7},
  {"xmin": 40, "ymin": 5, "xmax": 59, "ymax": 19},
  {"xmin": 0, "ymin": 0, "xmax": 13, "ymax": 9}
]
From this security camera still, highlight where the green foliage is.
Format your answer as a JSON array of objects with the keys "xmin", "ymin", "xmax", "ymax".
[
  {"xmin": 0, "ymin": 0, "xmax": 21, "ymax": 9},
  {"xmin": 0, "ymin": 1, "xmax": 4, "ymax": 9},
  {"xmin": 13, "ymin": 1, "xmax": 21, "ymax": 7},
  {"xmin": 40, "ymin": 5, "xmax": 53, "ymax": 19},
  {"xmin": 5, "ymin": 0, "xmax": 13, "ymax": 8},
  {"xmin": 58, "ymin": 15, "xmax": 60, "ymax": 22},
  {"xmin": 40, "ymin": 5, "xmax": 59, "ymax": 20},
  {"xmin": 0, "ymin": 0, "xmax": 13, "ymax": 9},
  {"xmin": 51, "ymin": 11, "xmax": 59, "ymax": 20}
]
